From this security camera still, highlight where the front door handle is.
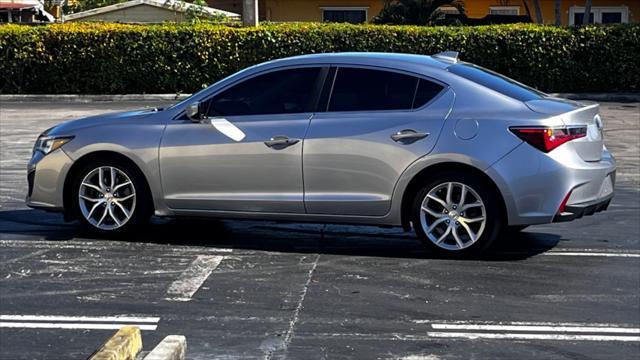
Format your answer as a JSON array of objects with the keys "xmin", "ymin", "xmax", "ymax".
[
  {"xmin": 264, "ymin": 135, "xmax": 301, "ymax": 149},
  {"xmin": 391, "ymin": 129, "xmax": 430, "ymax": 143}
]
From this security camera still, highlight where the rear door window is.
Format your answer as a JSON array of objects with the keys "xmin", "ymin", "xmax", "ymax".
[{"xmin": 328, "ymin": 68, "xmax": 418, "ymax": 112}]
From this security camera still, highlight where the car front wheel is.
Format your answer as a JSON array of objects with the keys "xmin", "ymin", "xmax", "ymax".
[
  {"xmin": 412, "ymin": 173, "xmax": 503, "ymax": 256},
  {"xmin": 72, "ymin": 160, "xmax": 150, "ymax": 233}
]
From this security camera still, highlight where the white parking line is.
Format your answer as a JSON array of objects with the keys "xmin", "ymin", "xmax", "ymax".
[
  {"xmin": 0, "ymin": 239, "xmax": 233, "ymax": 253},
  {"xmin": 166, "ymin": 255, "xmax": 224, "ymax": 301},
  {"xmin": 426, "ymin": 332, "xmax": 640, "ymax": 342},
  {"xmin": 409, "ymin": 321, "xmax": 640, "ymax": 342},
  {"xmin": 544, "ymin": 251, "xmax": 640, "ymax": 258},
  {"xmin": 431, "ymin": 323, "xmax": 640, "ymax": 334},
  {"xmin": 0, "ymin": 315, "xmax": 159, "ymax": 331},
  {"xmin": 0, "ymin": 315, "xmax": 160, "ymax": 323},
  {"xmin": 0, "ymin": 322, "xmax": 158, "ymax": 330}
]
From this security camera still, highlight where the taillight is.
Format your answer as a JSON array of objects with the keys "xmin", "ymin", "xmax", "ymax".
[{"xmin": 510, "ymin": 126, "xmax": 587, "ymax": 153}]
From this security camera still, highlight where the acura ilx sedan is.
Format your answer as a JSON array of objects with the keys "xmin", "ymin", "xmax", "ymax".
[{"xmin": 27, "ymin": 52, "xmax": 615, "ymax": 255}]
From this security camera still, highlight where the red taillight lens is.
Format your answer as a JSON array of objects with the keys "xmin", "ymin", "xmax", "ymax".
[
  {"xmin": 510, "ymin": 126, "xmax": 587, "ymax": 153},
  {"xmin": 558, "ymin": 190, "xmax": 573, "ymax": 214}
]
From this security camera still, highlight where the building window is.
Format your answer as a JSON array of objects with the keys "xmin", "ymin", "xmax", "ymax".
[
  {"xmin": 321, "ymin": 7, "xmax": 368, "ymax": 24},
  {"xmin": 569, "ymin": 6, "xmax": 629, "ymax": 25},
  {"xmin": 489, "ymin": 6, "xmax": 520, "ymax": 16}
]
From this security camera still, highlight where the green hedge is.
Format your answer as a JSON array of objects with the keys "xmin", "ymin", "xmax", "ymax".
[{"xmin": 1, "ymin": 23, "xmax": 638, "ymax": 94}]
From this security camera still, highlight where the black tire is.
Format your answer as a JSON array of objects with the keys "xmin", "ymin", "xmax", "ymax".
[
  {"xmin": 411, "ymin": 171, "xmax": 504, "ymax": 257},
  {"xmin": 70, "ymin": 157, "xmax": 152, "ymax": 234}
]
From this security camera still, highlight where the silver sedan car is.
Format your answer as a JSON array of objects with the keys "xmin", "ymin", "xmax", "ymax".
[{"xmin": 27, "ymin": 52, "xmax": 616, "ymax": 256}]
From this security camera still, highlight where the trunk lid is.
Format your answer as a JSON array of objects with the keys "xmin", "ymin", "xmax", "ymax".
[{"xmin": 526, "ymin": 98, "xmax": 604, "ymax": 162}]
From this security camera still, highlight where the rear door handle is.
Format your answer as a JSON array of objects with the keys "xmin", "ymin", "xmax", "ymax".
[
  {"xmin": 391, "ymin": 130, "xmax": 429, "ymax": 143},
  {"xmin": 264, "ymin": 135, "xmax": 300, "ymax": 148}
]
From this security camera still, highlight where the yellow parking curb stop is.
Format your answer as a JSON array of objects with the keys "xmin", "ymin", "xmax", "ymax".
[{"xmin": 88, "ymin": 326, "xmax": 142, "ymax": 360}]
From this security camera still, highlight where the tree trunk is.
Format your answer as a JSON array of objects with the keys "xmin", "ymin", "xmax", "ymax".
[
  {"xmin": 243, "ymin": 0, "xmax": 258, "ymax": 27},
  {"xmin": 522, "ymin": 0, "xmax": 533, "ymax": 20},
  {"xmin": 583, "ymin": 0, "xmax": 593, "ymax": 25},
  {"xmin": 532, "ymin": 0, "xmax": 543, "ymax": 24},
  {"xmin": 555, "ymin": 0, "xmax": 562, "ymax": 26}
]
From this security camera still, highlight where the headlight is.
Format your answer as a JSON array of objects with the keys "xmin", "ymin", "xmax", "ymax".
[{"xmin": 33, "ymin": 135, "xmax": 74, "ymax": 155}]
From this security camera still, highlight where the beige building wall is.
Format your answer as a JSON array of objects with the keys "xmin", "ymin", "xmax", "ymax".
[
  {"xmin": 209, "ymin": 0, "xmax": 638, "ymax": 24},
  {"xmin": 265, "ymin": 0, "xmax": 383, "ymax": 22},
  {"xmin": 66, "ymin": 4, "xmax": 190, "ymax": 23},
  {"xmin": 465, "ymin": 0, "xmax": 638, "ymax": 25}
]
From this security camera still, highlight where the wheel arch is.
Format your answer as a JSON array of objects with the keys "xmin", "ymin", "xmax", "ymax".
[
  {"xmin": 63, "ymin": 151, "xmax": 154, "ymax": 220},
  {"xmin": 399, "ymin": 162, "xmax": 508, "ymax": 231}
]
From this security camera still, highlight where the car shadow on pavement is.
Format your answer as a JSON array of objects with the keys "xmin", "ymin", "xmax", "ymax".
[{"xmin": 0, "ymin": 209, "xmax": 560, "ymax": 261}]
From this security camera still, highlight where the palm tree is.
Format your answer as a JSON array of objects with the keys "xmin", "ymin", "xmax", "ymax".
[
  {"xmin": 555, "ymin": 0, "xmax": 561, "ymax": 26},
  {"xmin": 372, "ymin": 0, "xmax": 465, "ymax": 25},
  {"xmin": 582, "ymin": 0, "xmax": 593, "ymax": 25},
  {"xmin": 521, "ymin": 0, "xmax": 532, "ymax": 20},
  {"xmin": 531, "ymin": 0, "xmax": 543, "ymax": 23}
]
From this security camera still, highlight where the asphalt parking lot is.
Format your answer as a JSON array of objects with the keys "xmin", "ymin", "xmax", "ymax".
[{"xmin": 0, "ymin": 100, "xmax": 639, "ymax": 360}]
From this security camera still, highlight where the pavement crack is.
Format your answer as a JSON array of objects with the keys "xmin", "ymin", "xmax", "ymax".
[
  {"xmin": 265, "ymin": 254, "xmax": 320, "ymax": 360},
  {"xmin": 3, "ymin": 248, "xmax": 50, "ymax": 265}
]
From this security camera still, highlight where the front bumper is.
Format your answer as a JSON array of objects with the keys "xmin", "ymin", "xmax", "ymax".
[{"xmin": 26, "ymin": 148, "xmax": 74, "ymax": 211}]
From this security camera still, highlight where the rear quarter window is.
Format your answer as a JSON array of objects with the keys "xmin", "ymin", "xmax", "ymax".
[
  {"xmin": 448, "ymin": 63, "xmax": 545, "ymax": 102},
  {"xmin": 413, "ymin": 79, "xmax": 445, "ymax": 109}
]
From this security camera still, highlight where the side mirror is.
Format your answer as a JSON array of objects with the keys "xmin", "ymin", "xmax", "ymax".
[{"xmin": 186, "ymin": 101, "xmax": 205, "ymax": 122}]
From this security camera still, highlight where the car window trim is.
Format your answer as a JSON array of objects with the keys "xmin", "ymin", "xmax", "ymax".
[
  {"xmin": 410, "ymin": 78, "xmax": 421, "ymax": 109},
  {"xmin": 316, "ymin": 66, "xmax": 337, "ymax": 113},
  {"xmin": 321, "ymin": 64, "xmax": 449, "ymax": 114},
  {"xmin": 311, "ymin": 67, "xmax": 331, "ymax": 113}
]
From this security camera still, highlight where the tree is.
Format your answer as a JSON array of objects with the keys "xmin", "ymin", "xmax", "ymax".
[
  {"xmin": 582, "ymin": 0, "xmax": 593, "ymax": 25},
  {"xmin": 531, "ymin": 0, "xmax": 543, "ymax": 23},
  {"xmin": 521, "ymin": 0, "xmax": 532, "ymax": 20},
  {"xmin": 372, "ymin": 0, "xmax": 465, "ymax": 26}
]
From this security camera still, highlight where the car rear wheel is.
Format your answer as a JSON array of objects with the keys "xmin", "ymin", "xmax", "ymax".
[
  {"xmin": 412, "ymin": 172, "xmax": 504, "ymax": 256},
  {"xmin": 72, "ymin": 160, "xmax": 151, "ymax": 233}
]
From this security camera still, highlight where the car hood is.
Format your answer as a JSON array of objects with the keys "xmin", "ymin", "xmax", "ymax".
[{"xmin": 45, "ymin": 109, "xmax": 159, "ymax": 136}]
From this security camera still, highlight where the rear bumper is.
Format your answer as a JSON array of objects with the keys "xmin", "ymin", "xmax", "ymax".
[
  {"xmin": 486, "ymin": 143, "xmax": 616, "ymax": 226},
  {"xmin": 553, "ymin": 192, "xmax": 614, "ymax": 222}
]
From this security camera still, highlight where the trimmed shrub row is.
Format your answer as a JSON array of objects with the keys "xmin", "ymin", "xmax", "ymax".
[{"xmin": 0, "ymin": 22, "xmax": 638, "ymax": 94}]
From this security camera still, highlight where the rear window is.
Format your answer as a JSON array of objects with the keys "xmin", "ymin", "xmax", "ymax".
[{"xmin": 448, "ymin": 63, "xmax": 545, "ymax": 102}]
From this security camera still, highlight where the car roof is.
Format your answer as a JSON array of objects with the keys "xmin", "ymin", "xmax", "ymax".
[{"xmin": 260, "ymin": 52, "xmax": 452, "ymax": 70}]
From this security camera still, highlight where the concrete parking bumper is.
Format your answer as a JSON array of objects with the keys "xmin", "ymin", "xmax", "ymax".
[
  {"xmin": 87, "ymin": 327, "xmax": 186, "ymax": 360},
  {"xmin": 143, "ymin": 335, "xmax": 187, "ymax": 360},
  {"xmin": 88, "ymin": 326, "xmax": 142, "ymax": 360}
]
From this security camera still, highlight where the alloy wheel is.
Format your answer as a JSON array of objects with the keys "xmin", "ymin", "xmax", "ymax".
[
  {"xmin": 419, "ymin": 182, "xmax": 486, "ymax": 251},
  {"xmin": 78, "ymin": 166, "xmax": 136, "ymax": 230}
]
